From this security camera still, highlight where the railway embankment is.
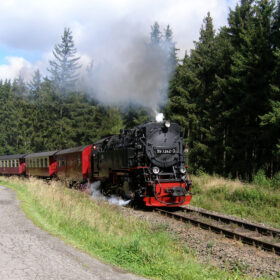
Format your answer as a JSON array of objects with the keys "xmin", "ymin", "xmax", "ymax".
[
  {"xmin": 191, "ymin": 173, "xmax": 280, "ymax": 229},
  {"xmin": 0, "ymin": 177, "xmax": 256, "ymax": 280},
  {"xmin": 0, "ymin": 176, "xmax": 279, "ymax": 279}
]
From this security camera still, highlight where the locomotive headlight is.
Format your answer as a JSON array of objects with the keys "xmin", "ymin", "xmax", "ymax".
[
  {"xmin": 152, "ymin": 166, "xmax": 160, "ymax": 174},
  {"xmin": 180, "ymin": 166, "xmax": 186, "ymax": 174},
  {"xmin": 164, "ymin": 120, "xmax": 171, "ymax": 128}
]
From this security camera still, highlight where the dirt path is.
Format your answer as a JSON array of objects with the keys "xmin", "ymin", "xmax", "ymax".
[{"xmin": 0, "ymin": 185, "xmax": 147, "ymax": 280}]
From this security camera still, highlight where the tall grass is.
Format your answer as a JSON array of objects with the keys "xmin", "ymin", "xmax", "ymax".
[
  {"xmin": 191, "ymin": 173, "xmax": 280, "ymax": 228},
  {"xmin": 0, "ymin": 176, "xmax": 255, "ymax": 280}
]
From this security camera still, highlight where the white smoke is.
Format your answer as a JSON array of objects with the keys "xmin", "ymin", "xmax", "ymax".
[
  {"xmin": 89, "ymin": 181, "xmax": 130, "ymax": 206},
  {"xmin": 156, "ymin": 112, "xmax": 164, "ymax": 122},
  {"xmin": 82, "ymin": 33, "xmax": 174, "ymax": 112},
  {"xmin": 89, "ymin": 181, "xmax": 103, "ymax": 199}
]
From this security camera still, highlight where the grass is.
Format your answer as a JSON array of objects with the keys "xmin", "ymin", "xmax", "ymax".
[
  {"xmin": 191, "ymin": 173, "xmax": 280, "ymax": 229},
  {"xmin": 0, "ymin": 176, "xmax": 261, "ymax": 280}
]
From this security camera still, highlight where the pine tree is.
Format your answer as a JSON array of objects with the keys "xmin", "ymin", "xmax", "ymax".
[
  {"xmin": 150, "ymin": 22, "xmax": 161, "ymax": 45},
  {"xmin": 48, "ymin": 27, "xmax": 81, "ymax": 92},
  {"xmin": 28, "ymin": 69, "xmax": 42, "ymax": 99},
  {"xmin": 216, "ymin": 0, "xmax": 275, "ymax": 178},
  {"xmin": 164, "ymin": 24, "xmax": 178, "ymax": 78}
]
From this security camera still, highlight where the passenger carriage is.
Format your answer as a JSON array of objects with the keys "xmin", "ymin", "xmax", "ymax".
[
  {"xmin": 56, "ymin": 145, "xmax": 92, "ymax": 184},
  {"xmin": 0, "ymin": 154, "xmax": 26, "ymax": 175},
  {"xmin": 25, "ymin": 151, "xmax": 57, "ymax": 177}
]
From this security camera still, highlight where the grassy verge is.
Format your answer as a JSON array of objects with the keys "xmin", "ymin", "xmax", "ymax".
[
  {"xmin": 0, "ymin": 176, "xmax": 256, "ymax": 280},
  {"xmin": 191, "ymin": 173, "xmax": 280, "ymax": 229}
]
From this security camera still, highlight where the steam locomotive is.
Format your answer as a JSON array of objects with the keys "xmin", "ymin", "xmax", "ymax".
[
  {"xmin": 93, "ymin": 120, "xmax": 192, "ymax": 206},
  {"xmin": 0, "ymin": 120, "xmax": 192, "ymax": 207}
]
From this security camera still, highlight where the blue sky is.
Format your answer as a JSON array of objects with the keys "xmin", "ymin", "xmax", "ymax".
[
  {"xmin": 0, "ymin": 47, "xmax": 42, "ymax": 64},
  {"xmin": 0, "ymin": 0, "xmax": 238, "ymax": 81}
]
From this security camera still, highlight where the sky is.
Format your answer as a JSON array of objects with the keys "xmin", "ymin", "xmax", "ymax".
[{"xmin": 0, "ymin": 0, "xmax": 238, "ymax": 81}]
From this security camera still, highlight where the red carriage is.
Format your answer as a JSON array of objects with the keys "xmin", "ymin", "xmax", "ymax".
[
  {"xmin": 56, "ymin": 145, "xmax": 92, "ymax": 184},
  {"xmin": 25, "ymin": 151, "xmax": 57, "ymax": 177},
  {"xmin": 0, "ymin": 154, "xmax": 26, "ymax": 175}
]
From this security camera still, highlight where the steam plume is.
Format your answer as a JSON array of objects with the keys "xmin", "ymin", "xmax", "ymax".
[
  {"xmin": 82, "ymin": 34, "xmax": 174, "ymax": 113},
  {"xmin": 89, "ymin": 181, "xmax": 130, "ymax": 206}
]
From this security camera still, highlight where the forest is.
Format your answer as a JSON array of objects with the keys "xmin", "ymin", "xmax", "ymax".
[{"xmin": 1, "ymin": 0, "xmax": 280, "ymax": 180}]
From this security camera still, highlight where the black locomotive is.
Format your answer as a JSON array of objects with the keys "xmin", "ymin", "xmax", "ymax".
[{"xmin": 92, "ymin": 120, "xmax": 192, "ymax": 206}]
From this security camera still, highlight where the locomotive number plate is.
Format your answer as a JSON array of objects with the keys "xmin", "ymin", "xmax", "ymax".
[{"xmin": 155, "ymin": 148, "xmax": 176, "ymax": 154}]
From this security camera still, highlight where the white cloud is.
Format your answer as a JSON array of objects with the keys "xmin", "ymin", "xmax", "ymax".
[
  {"xmin": 0, "ymin": 0, "xmax": 239, "ymax": 81},
  {"xmin": 0, "ymin": 56, "xmax": 35, "ymax": 81}
]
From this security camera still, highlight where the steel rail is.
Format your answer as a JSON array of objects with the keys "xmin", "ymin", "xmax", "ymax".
[
  {"xmin": 154, "ymin": 208, "xmax": 280, "ymax": 255},
  {"xmin": 181, "ymin": 206, "xmax": 280, "ymax": 239}
]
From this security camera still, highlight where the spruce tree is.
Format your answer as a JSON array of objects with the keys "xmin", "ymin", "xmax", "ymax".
[
  {"xmin": 48, "ymin": 27, "xmax": 81, "ymax": 92},
  {"xmin": 28, "ymin": 69, "xmax": 42, "ymax": 100},
  {"xmin": 150, "ymin": 22, "xmax": 161, "ymax": 45}
]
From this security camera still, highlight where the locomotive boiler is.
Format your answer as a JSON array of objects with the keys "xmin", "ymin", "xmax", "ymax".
[{"xmin": 92, "ymin": 120, "xmax": 192, "ymax": 206}]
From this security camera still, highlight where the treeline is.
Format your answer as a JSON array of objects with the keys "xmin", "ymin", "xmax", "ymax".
[
  {"xmin": 0, "ymin": 78, "xmax": 126, "ymax": 154},
  {"xmin": 1, "ymin": 0, "xmax": 280, "ymax": 181},
  {"xmin": 0, "ymin": 29, "xmax": 152, "ymax": 155},
  {"xmin": 167, "ymin": 0, "xmax": 280, "ymax": 180},
  {"xmin": 0, "ymin": 25, "xmax": 174, "ymax": 156}
]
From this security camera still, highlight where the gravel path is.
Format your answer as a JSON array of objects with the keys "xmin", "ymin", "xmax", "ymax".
[{"xmin": 0, "ymin": 185, "xmax": 147, "ymax": 280}]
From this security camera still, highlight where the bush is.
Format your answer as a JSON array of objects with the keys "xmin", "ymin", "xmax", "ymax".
[
  {"xmin": 253, "ymin": 169, "xmax": 271, "ymax": 188},
  {"xmin": 271, "ymin": 172, "xmax": 280, "ymax": 190}
]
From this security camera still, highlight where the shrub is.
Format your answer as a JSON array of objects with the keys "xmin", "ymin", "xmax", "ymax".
[
  {"xmin": 271, "ymin": 172, "xmax": 280, "ymax": 190},
  {"xmin": 253, "ymin": 169, "xmax": 270, "ymax": 188}
]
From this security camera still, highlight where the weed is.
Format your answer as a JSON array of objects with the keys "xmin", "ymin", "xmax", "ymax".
[
  {"xmin": 0, "ymin": 176, "xmax": 252, "ymax": 280},
  {"xmin": 191, "ymin": 174, "xmax": 280, "ymax": 229}
]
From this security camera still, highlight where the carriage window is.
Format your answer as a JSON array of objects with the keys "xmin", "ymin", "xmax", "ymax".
[
  {"xmin": 45, "ymin": 158, "xmax": 48, "ymax": 167},
  {"xmin": 77, "ymin": 156, "xmax": 81, "ymax": 167},
  {"xmin": 12, "ymin": 160, "xmax": 15, "ymax": 168},
  {"xmin": 16, "ymin": 160, "xmax": 19, "ymax": 167},
  {"xmin": 41, "ymin": 158, "xmax": 43, "ymax": 167},
  {"xmin": 0, "ymin": 161, "xmax": 2, "ymax": 168}
]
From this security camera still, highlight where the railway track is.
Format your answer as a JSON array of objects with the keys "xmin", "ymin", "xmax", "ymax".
[{"xmin": 154, "ymin": 206, "xmax": 280, "ymax": 255}]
